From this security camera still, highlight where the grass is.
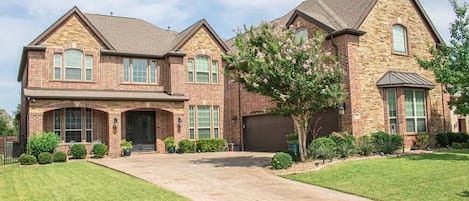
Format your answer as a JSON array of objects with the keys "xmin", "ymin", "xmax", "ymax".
[
  {"xmin": 0, "ymin": 161, "xmax": 189, "ymax": 201},
  {"xmin": 284, "ymin": 150, "xmax": 469, "ymax": 201}
]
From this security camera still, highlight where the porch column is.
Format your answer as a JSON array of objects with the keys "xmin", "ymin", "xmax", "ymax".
[
  {"xmin": 28, "ymin": 112, "xmax": 44, "ymax": 136},
  {"xmin": 108, "ymin": 112, "xmax": 122, "ymax": 157},
  {"xmin": 173, "ymin": 110, "xmax": 185, "ymax": 142}
]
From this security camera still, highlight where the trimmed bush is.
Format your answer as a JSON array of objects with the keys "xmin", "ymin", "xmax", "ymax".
[
  {"xmin": 27, "ymin": 132, "xmax": 61, "ymax": 158},
  {"xmin": 447, "ymin": 132, "xmax": 469, "ymax": 145},
  {"xmin": 271, "ymin": 152, "xmax": 293, "ymax": 169},
  {"xmin": 308, "ymin": 137, "xmax": 336, "ymax": 162},
  {"xmin": 164, "ymin": 137, "xmax": 176, "ymax": 149},
  {"xmin": 53, "ymin": 151, "xmax": 67, "ymax": 162},
  {"xmin": 19, "ymin": 153, "xmax": 37, "ymax": 165},
  {"xmin": 356, "ymin": 136, "xmax": 374, "ymax": 156},
  {"xmin": 38, "ymin": 152, "xmax": 52, "ymax": 164},
  {"xmin": 177, "ymin": 140, "xmax": 197, "ymax": 153},
  {"xmin": 436, "ymin": 133, "xmax": 449, "ymax": 147},
  {"xmin": 282, "ymin": 150, "xmax": 301, "ymax": 162},
  {"xmin": 71, "ymin": 144, "xmax": 87, "ymax": 159},
  {"xmin": 371, "ymin": 131, "xmax": 403, "ymax": 154},
  {"xmin": 452, "ymin": 142, "xmax": 464, "ymax": 149},
  {"xmin": 92, "ymin": 143, "xmax": 108, "ymax": 158},
  {"xmin": 196, "ymin": 139, "xmax": 226, "ymax": 152},
  {"xmin": 415, "ymin": 134, "xmax": 430, "ymax": 149},
  {"xmin": 329, "ymin": 132, "xmax": 355, "ymax": 158}
]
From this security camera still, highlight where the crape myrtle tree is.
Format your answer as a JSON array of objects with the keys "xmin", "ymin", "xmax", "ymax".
[
  {"xmin": 418, "ymin": 0, "xmax": 469, "ymax": 114},
  {"xmin": 223, "ymin": 23, "xmax": 345, "ymax": 161}
]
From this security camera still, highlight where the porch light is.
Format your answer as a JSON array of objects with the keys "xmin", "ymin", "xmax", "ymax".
[
  {"xmin": 231, "ymin": 115, "xmax": 238, "ymax": 123},
  {"xmin": 113, "ymin": 117, "xmax": 118, "ymax": 129},
  {"xmin": 177, "ymin": 117, "xmax": 182, "ymax": 126},
  {"xmin": 338, "ymin": 103, "xmax": 345, "ymax": 116}
]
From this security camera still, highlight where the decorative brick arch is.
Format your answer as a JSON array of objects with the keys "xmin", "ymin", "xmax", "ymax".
[
  {"xmin": 120, "ymin": 102, "xmax": 181, "ymax": 113},
  {"xmin": 42, "ymin": 102, "xmax": 109, "ymax": 113}
]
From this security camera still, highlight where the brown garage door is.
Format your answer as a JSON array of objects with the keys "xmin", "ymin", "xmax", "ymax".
[{"xmin": 243, "ymin": 109, "xmax": 339, "ymax": 152}]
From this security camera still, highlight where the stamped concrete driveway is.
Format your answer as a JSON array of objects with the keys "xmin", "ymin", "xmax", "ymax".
[{"xmin": 91, "ymin": 152, "xmax": 370, "ymax": 201}]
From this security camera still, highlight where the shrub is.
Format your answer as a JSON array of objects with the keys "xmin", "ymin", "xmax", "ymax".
[
  {"xmin": 177, "ymin": 140, "xmax": 197, "ymax": 153},
  {"xmin": 447, "ymin": 132, "xmax": 469, "ymax": 145},
  {"xmin": 27, "ymin": 132, "xmax": 61, "ymax": 158},
  {"xmin": 271, "ymin": 152, "xmax": 293, "ymax": 169},
  {"xmin": 415, "ymin": 134, "xmax": 430, "ymax": 149},
  {"xmin": 196, "ymin": 139, "xmax": 226, "ymax": 152},
  {"xmin": 164, "ymin": 137, "xmax": 176, "ymax": 149},
  {"xmin": 53, "ymin": 151, "xmax": 67, "ymax": 162},
  {"xmin": 92, "ymin": 143, "xmax": 107, "ymax": 158},
  {"xmin": 19, "ymin": 153, "xmax": 37, "ymax": 165},
  {"xmin": 282, "ymin": 150, "xmax": 301, "ymax": 162},
  {"xmin": 308, "ymin": 137, "xmax": 336, "ymax": 162},
  {"xmin": 329, "ymin": 132, "xmax": 355, "ymax": 158},
  {"xmin": 436, "ymin": 133, "xmax": 449, "ymax": 147},
  {"xmin": 452, "ymin": 142, "xmax": 464, "ymax": 149},
  {"xmin": 356, "ymin": 136, "xmax": 375, "ymax": 156},
  {"xmin": 38, "ymin": 152, "xmax": 52, "ymax": 164},
  {"xmin": 371, "ymin": 131, "xmax": 403, "ymax": 154},
  {"xmin": 286, "ymin": 133, "xmax": 299, "ymax": 145},
  {"xmin": 71, "ymin": 144, "xmax": 87, "ymax": 159}
]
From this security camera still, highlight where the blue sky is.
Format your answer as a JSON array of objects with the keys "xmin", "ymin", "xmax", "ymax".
[{"xmin": 0, "ymin": 0, "xmax": 466, "ymax": 115}]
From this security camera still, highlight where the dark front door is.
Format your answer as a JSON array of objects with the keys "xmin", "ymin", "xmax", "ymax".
[{"xmin": 125, "ymin": 111, "xmax": 156, "ymax": 151}]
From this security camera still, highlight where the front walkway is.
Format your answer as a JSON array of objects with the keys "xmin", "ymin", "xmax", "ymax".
[{"xmin": 91, "ymin": 152, "xmax": 370, "ymax": 201}]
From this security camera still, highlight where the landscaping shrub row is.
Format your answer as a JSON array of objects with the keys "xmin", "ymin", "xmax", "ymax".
[
  {"xmin": 176, "ymin": 139, "xmax": 226, "ymax": 153},
  {"xmin": 436, "ymin": 132, "xmax": 469, "ymax": 148}
]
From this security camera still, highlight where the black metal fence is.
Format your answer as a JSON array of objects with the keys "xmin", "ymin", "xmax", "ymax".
[{"xmin": 1, "ymin": 136, "xmax": 22, "ymax": 165}]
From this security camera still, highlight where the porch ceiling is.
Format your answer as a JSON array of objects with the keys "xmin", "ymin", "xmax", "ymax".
[{"xmin": 24, "ymin": 88, "xmax": 188, "ymax": 101}]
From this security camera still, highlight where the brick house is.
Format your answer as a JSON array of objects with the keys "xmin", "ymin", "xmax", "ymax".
[
  {"xmin": 18, "ymin": 7, "xmax": 228, "ymax": 156},
  {"xmin": 224, "ymin": 0, "xmax": 452, "ymax": 151}
]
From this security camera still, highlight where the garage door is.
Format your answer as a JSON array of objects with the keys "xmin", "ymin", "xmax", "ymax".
[{"xmin": 243, "ymin": 109, "xmax": 339, "ymax": 152}]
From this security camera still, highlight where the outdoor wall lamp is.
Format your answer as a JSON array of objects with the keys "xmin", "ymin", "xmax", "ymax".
[
  {"xmin": 177, "ymin": 117, "xmax": 183, "ymax": 127},
  {"xmin": 113, "ymin": 117, "xmax": 118, "ymax": 129},
  {"xmin": 338, "ymin": 103, "xmax": 346, "ymax": 116},
  {"xmin": 231, "ymin": 115, "xmax": 238, "ymax": 123}
]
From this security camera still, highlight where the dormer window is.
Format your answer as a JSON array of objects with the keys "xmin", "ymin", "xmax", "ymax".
[
  {"xmin": 294, "ymin": 28, "xmax": 308, "ymax": 44},
  {"xmin": 392, "ymin": 24, "xmax": 408, "ymax": 54}
]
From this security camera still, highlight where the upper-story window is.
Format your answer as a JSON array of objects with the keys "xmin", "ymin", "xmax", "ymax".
[
  {"xmin": 187, "ymin": 56, "xmax": 219, "ymax": 84},
  {"xmin": 294, "ymin": 28, "xmax": 308, "ymax": 44},
  {"xmin": 123, "ymin": 58, "xmax": 157, "ymax": 84},
  {"xmin": 54, "ymin": 49, "xmax": 92, "ymax": 81},
  {"xmin": 392, "ymin": 24, "xmax": 408, "ymax": 54}
]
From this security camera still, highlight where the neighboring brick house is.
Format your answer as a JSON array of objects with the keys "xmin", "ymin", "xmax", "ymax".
[
  {"xmin": 224, "ymin": 0, "xmax": 452, "ymax": 151},
  {"xmin": 18, "ymin": 7, "xmax": 228, "ymax": 156}
]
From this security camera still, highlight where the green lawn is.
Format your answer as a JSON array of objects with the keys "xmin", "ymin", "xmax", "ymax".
[
  {"xmin": 285, "ymin": 150, "xmax": 469, "ymax": 201},
  {"xmin": 0, "ymin": 162, "xmax": 189, "ymax": 201}
]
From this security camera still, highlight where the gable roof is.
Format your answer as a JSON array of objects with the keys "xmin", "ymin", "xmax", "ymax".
[
  {"xmin": 29, "ymin": 6, "xmax": 114, "ymax": 50},
  {"xmin": 171, "ymin": 19, "xmax": 229, "ymax": 53},
  {"xmin": 376, "ymin": 71, "xmax": 435, "ymax": 89}
]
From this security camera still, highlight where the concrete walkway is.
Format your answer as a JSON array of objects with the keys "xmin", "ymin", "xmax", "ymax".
[{"xmin": 91, "ymin": 152, "xmax": 370, "ymax": 201}]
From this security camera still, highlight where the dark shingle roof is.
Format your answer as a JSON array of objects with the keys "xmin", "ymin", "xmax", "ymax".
[{"xmin": 376, "ymin": 71, "xmax": 435, "ymax": 89}]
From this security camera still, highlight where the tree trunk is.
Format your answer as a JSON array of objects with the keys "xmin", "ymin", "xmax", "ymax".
[{"xmin": 292, "ymin": 115, "xmax": 309, "ymax": 161}]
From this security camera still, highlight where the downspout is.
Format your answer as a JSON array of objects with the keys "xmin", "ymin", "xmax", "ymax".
[{"xmin": 238, "ymin": 81, "xmax": 243, "ymax": 151}]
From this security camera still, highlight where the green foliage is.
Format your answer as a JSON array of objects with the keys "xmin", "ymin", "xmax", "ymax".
[
  {"xmin": 13, "ymin": 104, "xmax": 20, "ymax": 133},
  {"xmin": 19, "ymin": 153, "xmax": 37, "ymax": 165},
  {"xmin": 329, "ymin": 132, "xmax": 355, "ymax": 158},
  {"xmin": 452, "ymin": 142, "xmax": 464, "ymax": 149},
  {"xmin": 177, "ymin": 140, "xmax": 197, "ymax": 153},
  {"xmin": 356, "ymin": 136, "xmax": 375, "ymax": 156},
  {"xmin": 70, "ymin": 144, "xmax": 87, "ymax": 159},
  {"xmin": 224, "ymin": 22, "xmax": 345, "ymax": 160},
  {"xmin": 27, "ymin": 132, "xmax": 61, "ymax": 158},
  {"xmin": 308, "ymin": 137, "xmax": 336, "ymax": 162},
  {"xmin": 371, "ymin": 131, "xmax": 403, "ymax": 154},
  {"xmin": 286, "ymin": 133, "xmax": 299, "ymax": 145},
  {"xmin": 53, "ymin": 151, "xmax": 67, "ymax": 162},
  {"xmin": 447, "ymin": 132, "xmax": 469, "ymax": 145},
  {"xmin": 164, "ymin": 137, "xmax": 176, "ymax": 149},
  {"xmin": 415, "ymin": 134, "xmax": 430, "ymax": 149},
  {"xmin": 120, "ymin": 140, "xmax": 132, "ymax": 150},
  {"xmin": 417, "ymin": 1, "xmax": 469, "ymax": 114},
  {"xmin": 92, "ymin": 143, "xmax": 107, "ymax": 158},
  {"xmin": 0, "ymin": 114, "xmax": 14, "ymax": 136},
  {"xmin": 38, "ymin": 152, "xmax": 53, "ymax": 164},
  {"xmin": 271, "ymin": 152, "xmax": 293, "ymax": 169},
  {"xmin": 196, "ymin": 139, "xmax": 226, "ymax": 152},
  {"xmin": 436, "ymin": 133, "xmax": 449, "ymax": 147},
  {"xmin": 282, "ymin": 150, "xmax": 301, "ymax": 162}
]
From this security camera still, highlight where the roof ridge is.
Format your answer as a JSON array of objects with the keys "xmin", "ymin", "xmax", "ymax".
[
  {"xmin": 316, "ymin": 0, "xmax": 348, "ymax": 29},
  {"xmin": 84, "ymin": 13, "xmax": 138, "ymax": 20}
]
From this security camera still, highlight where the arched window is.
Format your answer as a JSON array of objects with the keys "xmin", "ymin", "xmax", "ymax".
[
  {"xmin": 64, "ymin": 49, "xmax": 83, "ymax": 80},
  {"xmin": 392, "ymin": 25, "xmax": 408, "ymax": 54},
  {"xmin": 294, "ymin": 28, "xmax": 308, "ymax": 44}
]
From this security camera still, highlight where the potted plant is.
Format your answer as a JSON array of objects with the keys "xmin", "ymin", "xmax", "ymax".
[
  {"xmin": 164, "ymin": 137, "xmax": 176, "ymax": 154},
  {"xmin": 286, "ymin": 133, "xmax": 299, "ymax": 154},
  {"xmin": 120, "ymin": 140, "xmax": 133, "ymax": 156}
]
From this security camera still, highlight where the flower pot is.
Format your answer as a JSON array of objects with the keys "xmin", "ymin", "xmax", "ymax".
[
  {"xmin": 168, "ymin": 147, "xmax": 176, "ymax": 154},
  {"xmin": 288, "ymin": 144, "xmax": 299, "ymax": 154},
  {"xmin": 123, "ymin": 149, "xmax": 131, "ymax": 156}
]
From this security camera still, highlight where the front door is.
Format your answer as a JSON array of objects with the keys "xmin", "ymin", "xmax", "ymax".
[{"xmin": 125, "ymin": 111, "xmax": 156, "ymax": 151}]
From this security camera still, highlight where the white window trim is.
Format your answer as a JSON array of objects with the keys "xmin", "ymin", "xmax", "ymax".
[
  {"xmin": 189, "ymin": 105, "xmax": 220, "ymax": 139},
  {"xmin": 405, "ymin": 89, "xmax": 427, "ymax": 133},
  {"xmin": 54, "ymin": 54, "xmax": 62, "ymax": 80},
  {"xmin": 392, "ymin": 24, "xmax": 408, "ymax": 55},
  {"xmin": 123, "ymin": 58, "xmax": 158, "ymax": 84},
  {"xmin": 387, "ymin": 89, "xmax": 398, "ymax": 134},
  {"xmin": 85, "ymin": 108, "xmax": 93, "ymax": 143},
  {"xmin": 85, "ymin": 55, "xmax": 93, "ymax": 81},
  {"xmin": 188, "ymin": 56, "xmax": 219, "ymax": 84}
]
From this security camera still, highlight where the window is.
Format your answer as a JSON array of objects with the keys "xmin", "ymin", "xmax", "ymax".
[
  {"xmin": 405, "ymin": 89, "xmax": 427, "ymax": 133},
  {"xmin": 85, "ymin": 56, "xmax": 92, "ymax": 81},
  {"xmin": 294, "ymin": 28, "xmax": 308, "ymax": 44},
  {"xmin": 188, "ymin": 56, "xmax": 219, "ymax": 83},
  {"xmin": 54, "ymin": 54, "xmax": 62, "ymax": 80},
  {"xmin": 65, "ymin": 50, "xmax": 83, "ymax": 80},
  {"xmin": 392, "ymin": 25, "xmax": 408, "ymax": 54},
  {"xmin": 54, "ymin": 108, "xmax": 93, "ymax": 143},
  {"xmin": 123, "ymin": 58, "xmax": 157, "ymax": 84},
  {"xmin": 54, "ymin": 50, "xmax": 93, "ymax": 81},
  {"xmin": 189, "ymin": 105, "xmax": 220, "ymax": 139},
  {"xmin": 387, "ymin": 89, "xmax": 398, "ymax": 134}
]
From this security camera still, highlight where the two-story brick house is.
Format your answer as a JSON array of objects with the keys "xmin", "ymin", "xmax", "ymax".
[
  {"xmin": 224, "ymin": 0, "xmax": 452, "ymax": 151},
  {"xmin": 18, "ymin": 7, "xmax": 228, "ymax": 156}
]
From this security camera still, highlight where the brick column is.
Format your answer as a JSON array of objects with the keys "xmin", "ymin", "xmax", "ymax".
[
  {"xmin": 167, "ymin": 55, "xmax": 185, "ymax": 95},
  {"xmin": 107, "ymin": 112, "xmax": 122, "ymax": 157},
  {"xmin": 28, "ymin": 112, "xmax": 44, "ymax": 136}
]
